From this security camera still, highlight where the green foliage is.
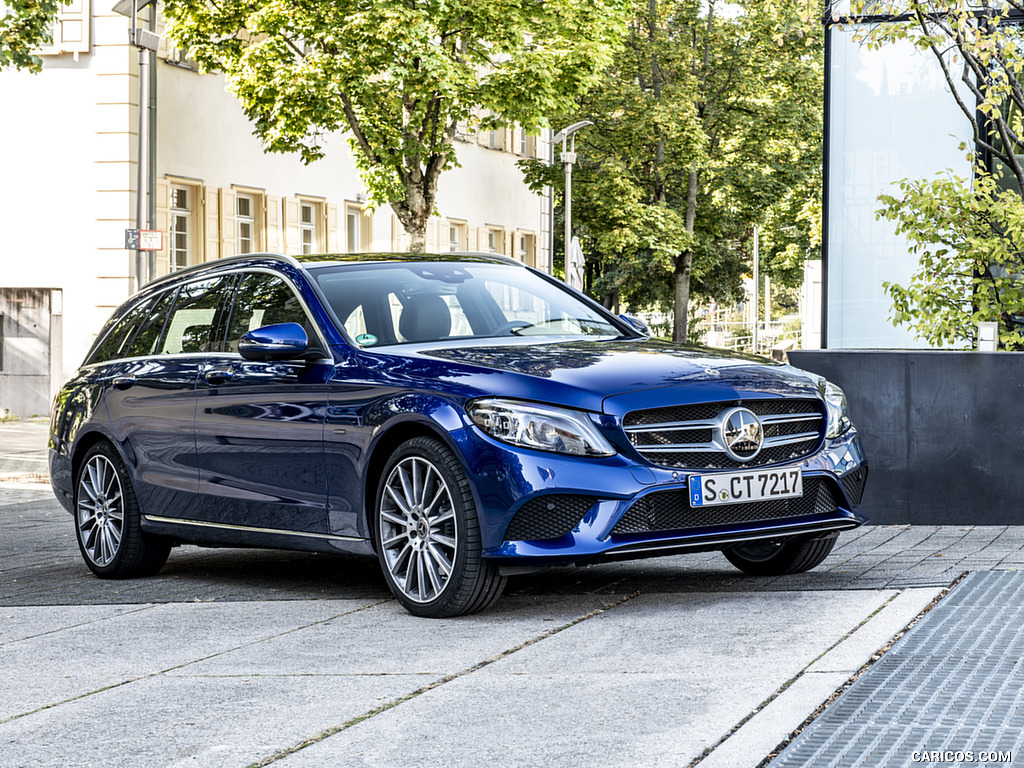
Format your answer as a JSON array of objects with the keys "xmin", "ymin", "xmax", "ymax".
[
  {"xmin": 878, "ymin": 171, "xmax": 1024, "ymax": 349},
  {"xmin": 164, "ymin": 0, "xmax": 629, "ymax": 249},
  {"xmin": 0, "ymin": 0, "xmax": 70, "ymax": 72},
  {"xmin": 523, "ymin": 0, "xmax": 823, "ymax": 336}
]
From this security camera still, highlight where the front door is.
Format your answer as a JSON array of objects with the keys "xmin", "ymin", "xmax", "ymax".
[{"xmin": 195, "ymin": 271, "xmax": 332, "ymax": 535}]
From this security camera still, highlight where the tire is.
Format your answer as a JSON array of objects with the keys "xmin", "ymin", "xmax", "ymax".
[
  {"xmin": 723, "ymin": 533, "xmax": 838, "ymax": 577},
  {"xmin": 74, "ymin": 442, "xmax": 171, "ymax": 578},
  {"xmin": 375, "ymin": 436, "xmax": 506, "ymax": 618}
]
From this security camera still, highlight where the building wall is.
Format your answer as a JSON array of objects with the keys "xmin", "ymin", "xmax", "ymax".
[{"xmin": 0, "ymin": 4, "xmax": 551, "ymax": 413}]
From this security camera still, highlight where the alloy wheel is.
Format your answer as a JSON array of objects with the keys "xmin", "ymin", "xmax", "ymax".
[
  {"xmin": 76, "ymin": 454, "xmax": 125, "ymax": 567},
  {"xmin": 378, "ymin": 455, "xmax": 458, "ymax": 603}
]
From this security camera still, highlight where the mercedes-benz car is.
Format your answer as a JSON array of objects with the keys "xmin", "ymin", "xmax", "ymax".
[{"xmin": 49, "ymin": 252, "xmax": 867, "ymax": 617}]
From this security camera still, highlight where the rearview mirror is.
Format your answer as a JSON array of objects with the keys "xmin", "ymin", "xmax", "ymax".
[{"xmin": 238, "ymin": 322, "xmax": 309, "ymax": 361}]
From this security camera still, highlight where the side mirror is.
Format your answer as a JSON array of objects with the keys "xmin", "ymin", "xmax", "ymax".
[
  {"xmin": 238, "ymin": 322, "xmax": 309, "ymax": 361},
  {"xmin": 620, "ymin": 313, "xmax": 652, "ymax": 338}
]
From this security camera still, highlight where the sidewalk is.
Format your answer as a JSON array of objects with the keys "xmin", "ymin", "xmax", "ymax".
[
  {"xmin": 0, "ymin": 418, "xmax": 49, "ymax": 481},
  {"xmin": 2, "ymin": 419, "xmax": 1023, "ymax": 767}
]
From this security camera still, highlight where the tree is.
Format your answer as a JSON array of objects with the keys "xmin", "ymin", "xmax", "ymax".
[
  {"xmin": 0, "ymin": 0, "xmax": 70, "ymax": 72},
  {"xmin": 851, "ymin": 1, "xmax": 1024, "ymax": 347},
  {"xmin": 523, "ymin": 0, "xmax": 824, "ymax": 340},
  {"xmin": 164, "ymin": 0, "xmax": 629, "ymax": 252}
]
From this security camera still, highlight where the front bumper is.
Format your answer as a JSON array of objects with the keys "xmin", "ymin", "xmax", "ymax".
[{"xmin": 451, "ymin": 424, "xmax": 868, "ymax": 566}]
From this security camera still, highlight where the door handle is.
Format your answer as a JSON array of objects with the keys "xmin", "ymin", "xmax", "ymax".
[
  {"xmin": 111, "ymin": 376, "xmax": 136, "ymax": 391},
  {"xmin": 204, "ymin": 368, "xmax": 235, "ymax": 385}
]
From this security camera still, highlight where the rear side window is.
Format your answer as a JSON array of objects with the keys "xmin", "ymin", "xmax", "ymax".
[
  {"xmin": 158, "ymin": 275, "xmax": 236, "ymax": 354},
  {"xmin": 86, "ymin": 295, "xmax": 158, "ymax": 365},
  {"xmin": 125, "ymin": 289, "xmax": 178, "ymax": 359},
  {"xmin": 225, "ymin": 273, "xmax": 310, "ymax": 353}
]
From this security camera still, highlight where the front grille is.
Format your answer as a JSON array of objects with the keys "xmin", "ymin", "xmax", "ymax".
[
  {"xmin": 503, "ymin": 495, "xmax": 596, "ymax": 541},
  {"xmin": 611, "ymin": 477, "xmax": 842, "ymax": 536},
  {"xmin": 840, "ymin": 466, "xmax": 869, "ymax": 506},
  {"xmin": 622, "ymin": 399, "xmax": 824, "ymax": 470}
]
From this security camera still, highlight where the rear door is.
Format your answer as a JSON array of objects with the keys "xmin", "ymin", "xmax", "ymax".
[
  {"xmin": 103, "ymin": 275, "xmax": 236, "ymax": 518},
  {"xmin": 194, "ymin": 271, "xmax": 333, "ymax": 535}
]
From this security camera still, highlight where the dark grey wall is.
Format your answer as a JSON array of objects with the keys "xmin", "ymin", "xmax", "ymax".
[{"xmin": 789, "ymin": 350, "xmax": 1024, "ymax": 525}]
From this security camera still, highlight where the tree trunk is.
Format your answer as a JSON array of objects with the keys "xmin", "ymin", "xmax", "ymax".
[{"xmin": 673, "ymin": 166, "xmax": 699, "ymax": 342}]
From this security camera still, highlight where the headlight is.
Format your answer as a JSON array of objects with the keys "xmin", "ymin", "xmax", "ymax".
[
  {"xmin": 818, "ymin": 379, "xmax": 851, "ymax": 439},
  {"xmin": 466, "ymin": 399, "xmax": 616, "ymax": 457}
]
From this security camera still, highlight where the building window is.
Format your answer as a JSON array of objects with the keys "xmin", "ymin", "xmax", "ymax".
[
  {"xmin": 300, "ymin": 201, "xmax": 319, "ymax": 255},
  {"xmin": 170, "ymin": 185, "xmax": 191, "ymax": 271},
  {"xmin": 346, "ymin": 207, "xmax": 361, "ymax": 252},
  {"xmin": 518, "ymin": 233, "xmax": 536, "ymax": 267},
  {"xmin": 518, "ymin": 129, "xmax": 536, "ymax": 158},
  {"xmin": 486, "ymin": 228, "xmax": 505, "ymax": 254},
  {"xmin": 448, "ymin": 222, "xmax": 464, "ymax": 252},
  {"xmin": 237, "ymin": 193, "xmax": 255, "ymax": 255}
]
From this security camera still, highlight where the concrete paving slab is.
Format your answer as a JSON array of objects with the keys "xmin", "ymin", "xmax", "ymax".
[
  {"xmin": 476, "ymin": 590, "xmax": 897, "ymax": 676},
  {"xmin": 0, "ymin": 599, "xmax": 373, "ymax": 722},
  {"xmin": 0, "ymin": 604, "xmax": 146, "ymax": 646},
  {"xmin": 269, "ymin": 590, "xmax": 908, "ymax": 768},
  {"xmin": 0, "ymin": 672, "xmax": 435, "ymax": 768},
  {"xmin": 273, "ymin": 671, "xmax": 762, "ymax": 768},
  {"xmin": 177, "ymin": 595, "xmax": 617, "ymax": 679}
]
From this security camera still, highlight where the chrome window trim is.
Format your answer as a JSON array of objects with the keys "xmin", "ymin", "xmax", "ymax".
[{"xmin": 80, "ymin": 265, "xmax": 333, "ymax": 369}]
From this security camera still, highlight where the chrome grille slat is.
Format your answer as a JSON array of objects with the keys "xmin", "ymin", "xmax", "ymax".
[{"xmin": 623, "ymin": 399, "xmax": 825, "ymax": 470}]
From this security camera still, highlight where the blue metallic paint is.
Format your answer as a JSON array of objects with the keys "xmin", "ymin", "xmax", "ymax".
[{"xmin": 49, "ymin": 253, "xmax": 868, "ymax": 577}]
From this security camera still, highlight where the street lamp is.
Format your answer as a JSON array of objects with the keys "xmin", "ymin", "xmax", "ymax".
[{"xmin": 552, "ymin": 121, "xmax": 592, "ymax": 290}]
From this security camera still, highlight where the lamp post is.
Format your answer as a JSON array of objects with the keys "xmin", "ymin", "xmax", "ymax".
[{"xmin": 552, "ymin": 121, "xmax": 593, "ymax": 289}]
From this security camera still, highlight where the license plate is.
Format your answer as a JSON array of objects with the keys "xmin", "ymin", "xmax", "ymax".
[{"xmin": 688, "ymin": 468, "xmax": 803, "ymax": 507}]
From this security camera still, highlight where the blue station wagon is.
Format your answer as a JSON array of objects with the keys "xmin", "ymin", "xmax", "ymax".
[{"xmin": 49, "ymin": 253, "xmax": 868, "ymax": 617}]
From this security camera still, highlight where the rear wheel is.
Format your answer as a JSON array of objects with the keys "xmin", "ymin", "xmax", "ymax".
[
  {"xmin": 74, "ymin": 442, "xmax": 170, "ymax": 578},
  {"xmin": 724, "ymin": 533, "xmax": 838, "ymax": 576},
  {"xmin": 375, "ymin": 436, "xmax": 505, "ymax": 617}
]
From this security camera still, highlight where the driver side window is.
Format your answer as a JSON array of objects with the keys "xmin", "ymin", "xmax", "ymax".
[{"xmin": 226, "ymin": 273, "xmax": 312, "ymax": 353}]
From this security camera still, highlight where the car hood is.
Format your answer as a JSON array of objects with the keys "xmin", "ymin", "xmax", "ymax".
[{"xmin": 356, "ymin": 338, "xmax": 824, "ymax": 415}]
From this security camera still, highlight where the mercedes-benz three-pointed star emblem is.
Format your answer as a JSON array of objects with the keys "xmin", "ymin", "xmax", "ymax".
[{"xmin": 721, "ymin": 406, "xmax": 763, "ymax": 462}]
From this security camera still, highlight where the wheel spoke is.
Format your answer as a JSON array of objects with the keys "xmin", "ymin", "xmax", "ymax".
[
  {"xmin": 430, "ymin": 533, "xmax": 456, "ymax": 550},
  {"xmin": 380, "ymin": 507, "xmax": 409, "ymax": 528},
  {"xmin": 416, "ymin": 550, "xmax": 427, "ymax": 601},
  {"xmin": 425, "ymin": 542, "xmax": 453, "ymax": 577},
  {"xmin": 423, "ymin": 548, "xmax": 444, "ymax": 592},
  {"xmin": 384, "ymin": 485, "xmax": 413, "ymax": 517}
]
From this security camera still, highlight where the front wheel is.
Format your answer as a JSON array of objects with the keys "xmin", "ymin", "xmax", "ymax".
[
  {"xmin": 375, "ymin": 437, "xmax": 506, "ymax": 618},
  {"xmin": 724, "ymin": 533, "xmax": 838, "ymax": 577},
  {"xmin": 74, "ymin": 442, "xmax": 171, "ymax": 578}
]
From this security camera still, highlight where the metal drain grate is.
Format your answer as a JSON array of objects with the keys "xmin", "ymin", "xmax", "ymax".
[{"xmin": 768, "ymin": 571, "xmax": 1024, "ymax": 768}]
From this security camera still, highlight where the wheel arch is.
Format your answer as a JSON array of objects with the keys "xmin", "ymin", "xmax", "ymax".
[
  {"xmin": 362, "ymin": 417, "xmax": 479, "ymax": 552},
  {"xmin": 70, "ymin": 428, "xmax": 131, "ymax": 493}
]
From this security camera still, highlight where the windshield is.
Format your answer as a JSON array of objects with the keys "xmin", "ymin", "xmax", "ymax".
[{"xmin": 310, "ymin": 261, "xmax": 624, "ymax": 347}]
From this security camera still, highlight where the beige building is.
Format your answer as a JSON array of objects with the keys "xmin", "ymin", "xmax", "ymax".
[{"xmin": 0, "ymin": 1, "xmax": 552, "ymax": 418}]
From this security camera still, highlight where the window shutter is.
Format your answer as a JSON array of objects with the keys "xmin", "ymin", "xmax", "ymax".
[
  {"xmin": 154, "ymin": 179, "xmax": 170, "ymax": 277},
  {"xmin": 466, "ymin": 226, "xmax": 478, "ymax": 252},
  {"xmin": 327, "ymin": 203, "xmax": 340, "ymax": 252},
  {"xmin": 283, "ymin": 197, "xmax": 300, "ymax": 255},
  {"xmin": 204, "ymin": 188, "xmax": 218, "ymax": 261},
  {"xmin": 39, "ymin": 0, "xmax": 91, "ymax": 56},
  {"xmin": 266, "ymin": 195, "xmax": 281, "ymax": 252},
  {"xmin": 426, "ymin": 220, "xmax": 436, "ymax": 253},
  {"xmin": 219, "ymin": 188, "xmax": 237, "ymax": 259}
]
